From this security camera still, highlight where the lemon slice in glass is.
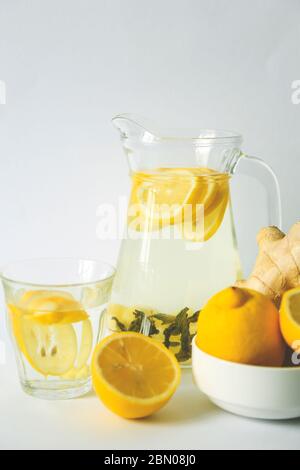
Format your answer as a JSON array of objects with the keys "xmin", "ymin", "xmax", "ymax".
[
  {"xmin": 12, "ymin": 315, "xmax": 77, "ymax": 376},
  {"xmin": 60, "ymin": 320, "xmax": 93, "ymax": 380},
  {"xmin": 8, "ymin": 290, "xmax": 93, "ymax": 377},
  {"xmin": 77, "ymin": 319, "xmax": 93, "ymax": 369},
  {"xmin": 19, "ymin": 290, "xmax": 88, "ymax": 325}
]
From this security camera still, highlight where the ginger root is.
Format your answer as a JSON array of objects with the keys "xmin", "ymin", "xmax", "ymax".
[{"xmin": 236, "ymin": 223, "xmax": 300, "ymax": 302}]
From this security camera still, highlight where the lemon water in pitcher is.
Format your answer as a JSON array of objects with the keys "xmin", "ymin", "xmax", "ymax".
[{"xmin": 108, "ymin": 115, "xmax": 281, "ymax": 366}]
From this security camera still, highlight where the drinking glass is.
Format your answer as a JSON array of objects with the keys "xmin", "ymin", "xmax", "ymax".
[{"xmin": 1, "ymin": 258, "xmax": 115, "ymax": 400}]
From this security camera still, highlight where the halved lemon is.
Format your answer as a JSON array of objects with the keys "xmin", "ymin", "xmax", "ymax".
[
  {"xmin": 92, "ymin": 332, "xmax": 181, "ymax": 419},
  {"xmin": 280, "ymin": 287, "xmax": 300, "ymax": 349}
]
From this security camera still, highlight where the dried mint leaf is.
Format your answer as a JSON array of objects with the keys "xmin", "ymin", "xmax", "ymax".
[
  {"xmin": 188, "ymin": 310, "xmax": 200, "ymax": 324},
  {"xmin": 111, "ymin": 316, "xmax": 127, "ymax": 332},
  {"xmin": 128, "ymin": 310, "xmax": 145, "ymax": 332},
  {"xmin": 163, "ymin": 307, "xmax": 189, "ymax": 349},
  {"xmin": 151, "ymin": 313, "xmax": 176, "ymax": 325},
  {"xmin": 113, "ymin": 307, "xmax": 201, "ymax": 362},
  {"xmin": 161, "ymin": 308, "xmax": 200, "ymax": 362},
  {"xmin": 147, "ymin": 317, "xmax": 160, "ymax": 336}
]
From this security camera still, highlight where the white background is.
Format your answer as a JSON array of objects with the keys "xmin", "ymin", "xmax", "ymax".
[{"xmin": 0, "ymin": 0, "xmax": 300, "ymax": 450}]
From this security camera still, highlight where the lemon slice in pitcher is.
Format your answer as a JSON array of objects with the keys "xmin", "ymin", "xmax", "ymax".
[
  {"xmin": 130, "ymin": 168, "xmax": 228, "ymax": 236},
  {"xmin": 157, "ymin": 167, "xmax": 219, "ymax": 203},
  {"xmin": 183, "ymin": 184, "xmax": 229, "ymax": 242},
  {"xmin": 133, "ymin": 168, "xmax": 199, "ymax": 225}
]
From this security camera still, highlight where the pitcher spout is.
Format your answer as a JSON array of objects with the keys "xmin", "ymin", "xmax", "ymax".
[{"xmin": 112, "ymin": 113, "xmax": 159, "ymax": 143}]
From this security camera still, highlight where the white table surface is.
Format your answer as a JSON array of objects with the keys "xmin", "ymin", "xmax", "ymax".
[{"xmin": 1, "ymin": 360, "xmax": 299, "ymax": 450}]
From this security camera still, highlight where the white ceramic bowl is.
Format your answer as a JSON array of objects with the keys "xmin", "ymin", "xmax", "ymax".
[{"xmin": 192, "ymin": 337, "xmax": 300, "ymax": 420}]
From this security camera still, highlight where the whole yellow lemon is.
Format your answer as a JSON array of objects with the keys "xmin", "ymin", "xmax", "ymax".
[{"xmin": 196, "ymin": 287, "xmax": 285, "ymax": 367}]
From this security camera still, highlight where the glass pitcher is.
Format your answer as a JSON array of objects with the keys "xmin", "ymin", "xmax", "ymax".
[{"xmin": 107, "ymin": 114, "xmax": 281, "ymax": 366}]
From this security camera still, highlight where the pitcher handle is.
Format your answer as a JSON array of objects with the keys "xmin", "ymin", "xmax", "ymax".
[{"xmin": 234, "ymin": 154, "xmax": 282, "ymax": 228}]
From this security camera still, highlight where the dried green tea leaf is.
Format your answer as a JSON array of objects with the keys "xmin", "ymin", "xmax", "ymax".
[
  {"xmin": 128, "ymin": 310, "xmax": 145, "ymax": 332},
  {"xmin": 151, "ymin": 313, "xmax": 176, "ymax": 325},
  {"xmin": 188, "ymin": 310, "xmax": 200, "ymax": 324},
  {"xmin": 111, "ymin": 317, "xmax": 127, "ymax": 332}
]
